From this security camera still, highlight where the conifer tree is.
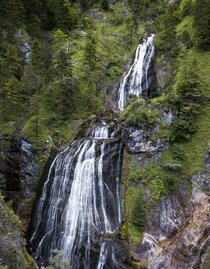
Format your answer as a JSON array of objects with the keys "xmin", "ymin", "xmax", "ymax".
[
  {"xmin": 130, "ymin": 187, "xmax": 148, "ymax": 232},
  {"xmin": 193, "ymin": 0, "xmax": 210, "ymax": 51},
  {"xmin": 50, "ymin": 29, "xmax": 78, "ymax": 119},
  {"xmin": 84, "ymin": 30, "xmax": 97, "ymax": 72}
]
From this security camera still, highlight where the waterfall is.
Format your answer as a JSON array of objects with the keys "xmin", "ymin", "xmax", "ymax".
[
  {"xmin": 29, "ymin": 33, "xmax": 156, "ymax": 269},
  {"xmin": 30, "ymin": 123, "xmax": 123, "ymax": 269},
  {"xmin": 118, "ymin": 34, "xmax": 155, "ymax": 111}
]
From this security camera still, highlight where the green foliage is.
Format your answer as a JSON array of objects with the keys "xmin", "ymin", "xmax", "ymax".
[
  {"xmin": 154, "ymin": 2, "xmax": 180, "ymax": 59},
  {"xmin": 163, "ymin": 161, "xmax": 182, "ymax": 172},
  {"xmin": 171, "ymin": 49, "xmax": 206, "ymax": 141},
  {"xmin": 126, "ymin": 186, "xmax": 145, "ymax": 245},
  {"xmin": 176, "ymin": 15, "xmax": 194, "ymax": 48},
  {"xmin": 0, "ymin": 0, "xmax": 25, "ymax": 32},
  {"xmin": 178, "ymin": 0, "xmax": 192, "ymax": 18},
  {"xmin": 171, "ymin": 110, "xmax": 197, "ymax": 141},
  {"xmin": 202, "ymin": 247, "xmax": 210, "ymax": 269},
  {"xmin": 175, "ymin": 50, "xmax": 205, "ymax": 101},
  {"xmin": 0, "ymin": 196, "xmax": 37, "ymax": 269},
  {"xmin": 121, "ymin": 99, "xmax": 158, "ymax": 126},
  {"xmin": 192, "ymin": 0, "xmax": 210, "ymax": 51},
  {"xmin": 46, "ymin": 249, "xmax": 69, "ymax": 269},
  {"xmin": 129, "ymin": 163, "xmax": 178, "ymax": 202},
  {"xmin": 130, "ymin": 187, "xmax": 148, "ymax": 232},
  {"xmin": 161, "ymin": 104, "xmax": 210, "ymax": 180},
  {"xmin": 101, "ymin": 0, "xmax": 109, "ymax": 11},
  {"xmin": 83, "ymin": 29, "xmax": 97, "ymax": 72},
  {"xmin": 49, "ymin": 29, "xmax": 79, "ymax": 120}
]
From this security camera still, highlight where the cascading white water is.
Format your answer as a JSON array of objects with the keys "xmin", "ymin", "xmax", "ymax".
[
  {"xmin": 118, "ymin": 34, "xmax": 155, "ymax": 111},
  {"xmin": 90, "ymin": 125, "xmax": 109, "ymax": 139},
  {"xmin": 30, "ymin": 123, "xmax": 122, "ymax": 269}
]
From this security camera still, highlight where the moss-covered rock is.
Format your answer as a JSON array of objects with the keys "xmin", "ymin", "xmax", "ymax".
[{"xmin": 0, "ymin": 195, "xmax": 37, "ymax": 268}]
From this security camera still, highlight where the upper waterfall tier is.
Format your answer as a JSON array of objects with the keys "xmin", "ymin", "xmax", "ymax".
[
  {"xmin": 117, "ymin": 34, "xmax": 155, "ymax": 111},
  {"xmin": 30, "ymin": 124, "xmax": 123, "ymax": 269}
]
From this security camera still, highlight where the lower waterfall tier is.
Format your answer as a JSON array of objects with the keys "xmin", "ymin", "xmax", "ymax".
[{"xmin": 29, "ymin": 124, "xmax": 128, "ymax": 269}]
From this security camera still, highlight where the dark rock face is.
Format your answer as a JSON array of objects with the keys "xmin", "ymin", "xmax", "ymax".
[
  {"xmin": 20, "ymin": 139, "xmax": 39, "ymax": 199},
  {"xmin": 122, "ymin": 126, "xmax": 167, "ymax": 154},
  {"xmin": 0, "ymin": 135, "xmax": 10, "ymax": 191},
  {"xmin": 4, "ymin": 136, "xmax": 39, "ymax": 212}
]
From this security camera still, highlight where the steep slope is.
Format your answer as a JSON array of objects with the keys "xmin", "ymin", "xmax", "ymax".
[
  {"xmin": 0, "ymin": 0, "xmax": 210, "ymax": 268},
  {"xmin": 0, "ymin": 195, "xmax": 37, "ymax": 268}
]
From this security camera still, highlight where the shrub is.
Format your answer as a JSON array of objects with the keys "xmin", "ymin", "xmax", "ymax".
[
  {"xmin": 46, "ymin": 250, "xmax": 69, "ymax": 269},
  {"xmin": 121, "ymin": 99, "xmax": 158, "ymax": 126}
]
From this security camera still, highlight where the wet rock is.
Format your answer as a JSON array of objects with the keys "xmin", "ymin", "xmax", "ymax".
[
  {"xmin": 133, "ymin": 233, "xmax": 160, "ymax": 261},
  {"xmin": 0, "ymin": 136, "xmax": 10, "ymax": 190},
  {"xmin": 20, "ymin": 139, "xmax": 39, "ymax": 199},
  {"xmin": 123, "ymin": 126, "xmax": 167, "ymax": 154},
  {"xmin": 5, "ymin": 135, "xmax": 23, "ymax": 204},
  {"xmin": 5, "ymin": 136, "xmax": 39, "ymax": 212}
]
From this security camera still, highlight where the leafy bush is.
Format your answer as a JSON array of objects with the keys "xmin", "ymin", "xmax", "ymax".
[
  {"xmin": 46, "ymin": 249, "xmax": 69, "ymax": 269},
  {"xmin": 121, "ymin": 99, "xmax": 158, "ymax": 126},
  {"xmin": 170, "ymin": 111, "xmax": 197, "ymax": 141}
]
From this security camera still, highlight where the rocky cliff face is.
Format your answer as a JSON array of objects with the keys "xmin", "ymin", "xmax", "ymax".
[
  {"xmin": 134, "ymin": 174, "xmax": 210, "ymax": 269},
  {"xmin": 122, "ymin": 124, "xmax": 210, "ymax": 269},
  {"xmin": 0, "ymin": 133, "xmax": 39, "ymax": 268}
]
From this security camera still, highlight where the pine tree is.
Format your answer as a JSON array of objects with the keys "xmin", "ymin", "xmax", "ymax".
[
  {"xmin": 84, "ymin": 30, "xmax": 97, "ymax": 72},
  {"xmin": 193, "ymin": 0, "xmax": 210, "ymax": 51},
  {"xmin": 130, "ymin": 187, "xmax": 148, "ymax": 232},
  {"xmin": 50, "ymin": 29, "xmax": 78, "ymax": 119}
]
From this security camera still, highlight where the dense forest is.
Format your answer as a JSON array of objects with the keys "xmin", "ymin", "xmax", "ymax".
[{"xmin": 0, "ymin": 0, "xmax": 210, "ymax": 268}]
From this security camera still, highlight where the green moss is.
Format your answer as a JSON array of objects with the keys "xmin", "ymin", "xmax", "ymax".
[
  {"xmin": 6, "ymin": 248, "xmax": 36, "ymax": 269},
  {"xmin": 129, "ymin": 163, "xmax": 178, "ymax": 202},
  {"xmin": 0, "ymin": 195, "xmax": 37, "ymax": 268},
  {"xmin": 123, "ymin": 159, "xmax": 178, "ymax": 246}
]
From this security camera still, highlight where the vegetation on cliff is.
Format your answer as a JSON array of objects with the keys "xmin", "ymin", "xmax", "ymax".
[{"xmin": 0, "ymin": 0, "xmax": 210, "ymax": 267}]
